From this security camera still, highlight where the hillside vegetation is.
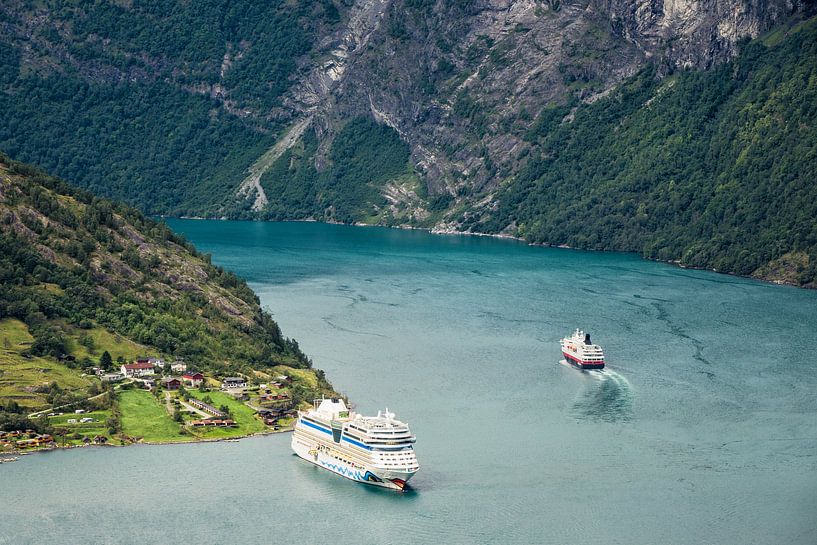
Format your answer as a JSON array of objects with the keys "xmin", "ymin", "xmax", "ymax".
[
  {"xmin": 0, "ymin": 0, "xmax": 340, "ymax": 215},
  {"xmin": 465, "ymin": 18, "xmax": 817, "ymax": 287},
  {"xmin": 0, "ymin": 153, "xmax": 317, "ymax": 383},
  {"xmin": 0, "ymin": 154, "xmax": 336, "ymax": 441},
  {"xmin": 252, "ymin": 118, "xmax": 417, "ymax": 224}
]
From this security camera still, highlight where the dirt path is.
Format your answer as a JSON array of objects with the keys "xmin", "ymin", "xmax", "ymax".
[
  {"xmin": 178, "ymin": 399, "xmax": 210, "ymax": 418},
  {"xmin": 236, "ymin": 117, "xmax": 312, "ymax": 211},
  {"xmin": 28, "ymin": 385, "xmax": 124, "ymax": 418}
]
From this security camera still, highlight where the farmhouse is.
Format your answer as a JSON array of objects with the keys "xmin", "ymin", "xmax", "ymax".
[
  {"xmin": 170, "ymin": 361, "xmax": 187, "ymax": 373},
  {"xmin": 121, "ymin": 362, "xmax": 155, "ymax": 377},
  {"xmin": 182, "ymin": 372, "xmax": 204, "ymax": 387},
  {"xmin": 148, "ymin": 357, "xmax": 165, "ymax": 368},
  {"xmin": 138, "ymin": 378, "xmax": 156, "ymax": 390},
  {"xmin": 161, "ymin": 377, "xmax": 182, "ymax": 390}
]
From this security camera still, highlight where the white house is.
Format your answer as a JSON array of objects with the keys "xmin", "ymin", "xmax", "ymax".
[
  {"xmin": 121, "ymin": 362, "xmax": 155, "ymax": 377},
  {"xmin": 170, "ymin": 361, "xmax": 187, "ymax": 373},
  {"xmin": 148, "ymin": 357, "xmax": 165, "ymax": 368}
]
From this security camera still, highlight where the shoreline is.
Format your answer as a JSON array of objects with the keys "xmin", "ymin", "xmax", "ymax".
[
  {"xmin": 6, "ymin": 427, "xmax": 294, "ymax": 457},
  {"xmin": 166, "ymin": 215, "xmax": 811, "ymax": 291}
]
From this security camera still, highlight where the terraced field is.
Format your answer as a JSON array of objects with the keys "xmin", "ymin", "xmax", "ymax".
[{"xmin": 0, "ymin": 319, "xmax": 93, "ymax": 409}]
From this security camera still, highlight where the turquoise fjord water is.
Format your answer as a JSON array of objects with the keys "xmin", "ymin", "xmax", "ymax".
[{"xmin": 3, "ymin": 221, "xmax": 817, "ymax": 545}]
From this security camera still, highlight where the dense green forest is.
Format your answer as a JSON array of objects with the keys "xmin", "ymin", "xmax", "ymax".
[
  {"xmin": 255, "ymin": 118, "xmax": 415, "ymax": 223},
  {"xmin": 0, "ymin": 0, "xmax": 340, "ymax": 215},
  {"xmin": 467, "ymin": 18, "xmax": 817, "ymax": 286},
  {"xmin": 0, "ymin": 153, "xmax": 311, "ymax": 372}
]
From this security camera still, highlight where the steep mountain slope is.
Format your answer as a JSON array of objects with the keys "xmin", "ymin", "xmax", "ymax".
[
  {"xmin": 0, "ymin": 0, "xmax": 343, "ymax": 215},
  {"xmin": 2, "ymin": 1, "xmax": 805, "ymax": 215},
  {"xmin": 463, "ymin": 17, "xmax": 817, "ymax": 286},
  {"xmin": 1, "ymin": 1, "xmax": 815, "ymax": 285},
  {"xmin": 246, "ymin": 0, "xmax": 807, "ymax": 214},
  {"xmin": 0, "ymin": 153, "xmax": 318, "ymax": 376}
]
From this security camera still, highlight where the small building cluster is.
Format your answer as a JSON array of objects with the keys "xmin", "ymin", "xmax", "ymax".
[
  {"xmin": 109, "ymin": 357, "xmax": 201, "ymax": 391},
  {"xmin": 258, "ymin": 391, "xmax": 290, "ymax": 404},
  {"xmin": 256, "ymin": 407, "xmax": 297, "ymax": 427},
  {"xmin": 189, "ymin": 419, "xmax": 236, "ymax": 427},
  {"xmin": 0, "ymin": 430, "xmax": 54, "ymax": 449},
  {"xmin": 83, "ymin": 355, "xmax": 303, "ymax": 434}
]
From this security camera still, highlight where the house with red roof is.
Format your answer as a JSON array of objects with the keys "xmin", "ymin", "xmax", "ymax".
[
  {"xmin": 182, "ymin": 371, "xmax": 204, "ymax": 388},
  {"xmin": 120, "ymin": 361, "xmax": 155, "ymax": 377}
]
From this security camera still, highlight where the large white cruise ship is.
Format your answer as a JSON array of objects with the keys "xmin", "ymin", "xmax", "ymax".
[{"xmin": 291, "ymin": 398, "xmax": 419, "ymax": 490}]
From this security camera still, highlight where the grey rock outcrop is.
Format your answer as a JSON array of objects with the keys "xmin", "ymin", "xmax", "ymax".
[{"xmin": 239, "ymin": 0, "xmax": 805, "ymax": 221}]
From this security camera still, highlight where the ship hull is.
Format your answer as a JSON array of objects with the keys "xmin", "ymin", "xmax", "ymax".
[
  {"xmin": 292, "ymin": 431, "xmax": 415, "ymax": 491},
  {"xmin": 562, "ymin": 351, "xmax": 605, "ymax": 370}
]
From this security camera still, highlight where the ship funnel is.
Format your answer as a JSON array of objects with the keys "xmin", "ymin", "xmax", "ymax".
[{"xmin": 584, "ymin": 333, "xmax": 591, "ymax": 345}]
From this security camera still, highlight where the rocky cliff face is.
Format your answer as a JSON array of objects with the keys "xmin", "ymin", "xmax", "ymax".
[
  {"xmin": 0, "ymin": 0, "xmax": 808, "ymax": 225},
  {"xmin": 603, "ymin": 0, "xmax": 803, "ymax": 68},
  {"xmin": 242, "ymin": 0, "xmax": 805, "ymax": 220}
]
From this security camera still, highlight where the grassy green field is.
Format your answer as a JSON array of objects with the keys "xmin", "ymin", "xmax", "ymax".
[
  {"xmin": 0, "ymin": 319, "xmax": 94, "ymax": 408},
  {"xmin": 49, "ymin": 410, "xmax": 112, "ymax": 445},
  {"xmin": 49, "ymin": 410, "xmax": 110, "ymax": 426},
  {"xmin": 68, "ymin": 326, "xmax": 160, "ymax": 363},
  {"xmin": 273, "ymin": 365, "xmax": 318, "ymax": 389},
  {"xmin": 186, "ymin": 390, "xmax": 265, "ymax": 436},
  {"xmin": 118, "ymin": 389, "xmax": 191, "ymax": 442}
]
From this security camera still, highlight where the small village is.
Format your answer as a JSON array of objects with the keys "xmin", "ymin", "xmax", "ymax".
[{"xmin": 1, "ymin": 356, "xmax": 304, "ymax": 455}]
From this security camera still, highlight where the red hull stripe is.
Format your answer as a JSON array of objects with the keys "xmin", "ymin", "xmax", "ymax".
[{"xmin": 562, "ymin": 352, "xmax": 604, "ymax": 366}]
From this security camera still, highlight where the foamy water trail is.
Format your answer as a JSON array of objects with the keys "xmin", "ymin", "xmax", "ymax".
[{"xmin": 565, "ymin": 364, "xmax": 634, "ymax": 423}]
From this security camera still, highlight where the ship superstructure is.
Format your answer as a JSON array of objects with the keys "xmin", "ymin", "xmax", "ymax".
[
  {"xmin": 291, "ymin": 398, "xmax": 419, "ymax": 490},
  {"xmin": 560, "ymin": 328, "xmax": 605, "ymax": 369}
]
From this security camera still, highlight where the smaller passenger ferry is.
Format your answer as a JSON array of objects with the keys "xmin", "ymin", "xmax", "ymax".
[
  {"xmin": 560, "ymin": 328, "xmax": 605, "ymax": 369},
  {"xmin": 292, "ymin": 397, "xmax": 419, "ymax": 490}
]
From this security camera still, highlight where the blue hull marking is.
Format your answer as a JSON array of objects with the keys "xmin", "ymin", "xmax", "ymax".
[
  {"xmin": 319, "ymin": 460, "xmax": 382, "ymax": 483},
  {"xmin": 299, "ymin": 419, "xmax": 373, "ymax": 450},
  {"xmin": 301, "ymin": 420, "xmax": 332, "ymax": 435}
]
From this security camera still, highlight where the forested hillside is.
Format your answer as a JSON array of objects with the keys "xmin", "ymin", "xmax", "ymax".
[
  {"xmin": 0, "ymin": 153, "xmax": 313, "ymax": 374},
  {"xmin": 0, "ymin": 0, "xmax": 341, "ymax": 215},
  {"xmin": 464, "ymin": 17, "xmax": 817, "ymax": 286},
  {"xmin": 251, "ymin": 118, "xmax": 417, "ymax": 224}
]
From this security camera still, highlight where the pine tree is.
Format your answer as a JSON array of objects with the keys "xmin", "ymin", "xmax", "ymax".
[{"xmin": 99, "ymin": 350, "xmax": 113, "ymax": 371}]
